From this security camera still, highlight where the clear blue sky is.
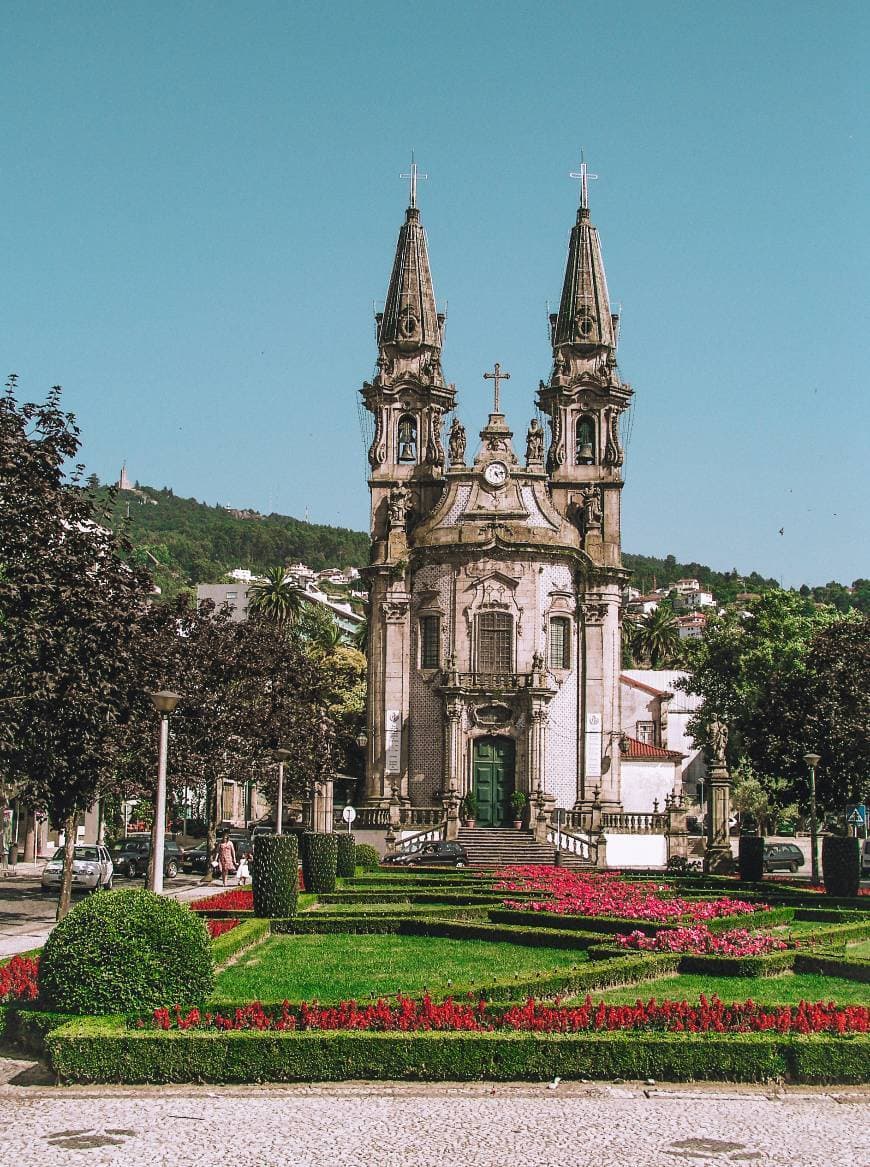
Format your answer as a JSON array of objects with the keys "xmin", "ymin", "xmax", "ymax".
[{"xmin": 2, "ymin": 1, "xmax": 867, "ymax": 587}]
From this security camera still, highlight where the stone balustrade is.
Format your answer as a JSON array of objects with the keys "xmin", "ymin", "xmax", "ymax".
[{"xmin": 601, "ymin": 812, "xmax": 667, "ymax": 835}]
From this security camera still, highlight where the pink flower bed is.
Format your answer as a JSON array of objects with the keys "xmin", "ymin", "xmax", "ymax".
[
  {"xmin": 145, "ymin": 993, "xmax": 870, "ymax": 1035},
  {"xmin": 494, "ymin": 867, "xmax": 764, "ymax": 923},
  {"xmin": 617, "ymin": 926, "xmax": 788, "ymax": 955}
]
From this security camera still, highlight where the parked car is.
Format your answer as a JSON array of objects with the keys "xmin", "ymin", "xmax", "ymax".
[
  {"xmin": 111, "ymin": 837, "xmax": 184, "ymax": 880},
  {"xmin": 41, "ymin": 844, "xmax": 114, "ymax": 893},
  {"xmin": 384, "ymin": 841, "xmax": 469, "ymax": 868},
  {"xmin": 861, "ymin": 839, "xmax": 870, "ymax": 877},
  {"xmin": 763, "ymin": 842, "xmax": 805, "ymax": 874},
  {"xmin": 181, "ymin": 841, "xmax": 211, "ymax": 875}
]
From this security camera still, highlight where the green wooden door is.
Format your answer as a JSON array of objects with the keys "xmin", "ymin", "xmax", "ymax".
[{"xmin": 473, "ymin": 737, "xmax": 516, "ymax": 827}]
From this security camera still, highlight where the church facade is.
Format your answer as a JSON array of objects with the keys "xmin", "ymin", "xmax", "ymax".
[{"xmin": 361, "ymin": 166, "xmax": 633, "ymax": 824}]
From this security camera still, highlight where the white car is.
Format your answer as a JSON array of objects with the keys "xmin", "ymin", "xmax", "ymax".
[{"xmin": 41, "ymin": 844, "xmax": 114, "ymax": 893}]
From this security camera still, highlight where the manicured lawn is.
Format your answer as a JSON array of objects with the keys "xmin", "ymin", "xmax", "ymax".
[
  {"xmin": 846, "ymin": 938, "xmax": 870, "ymax": 958},
  {"xmin": 211, "ymin": 933, "xmax": 588, "ymax": 1002},
  {"xmin": 595, "ymin": 972, "xmax": 870, "ymax": 1006}
]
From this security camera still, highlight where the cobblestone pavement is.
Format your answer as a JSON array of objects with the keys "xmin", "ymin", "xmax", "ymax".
[{"xmin": 0, "ymin": 1074, "xmax": 866, "ymax": 1167}]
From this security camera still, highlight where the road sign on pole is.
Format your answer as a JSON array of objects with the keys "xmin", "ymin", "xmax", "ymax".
[{"xmin": 342, "ymin": 805, "xmax": 357, "ymax": 833}]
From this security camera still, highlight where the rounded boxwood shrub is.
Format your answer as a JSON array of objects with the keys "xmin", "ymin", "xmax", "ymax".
[
  {"xmin": 822, "ymin": 835, "xmax": 860, "ymax": 897},
  {"xmin": 300, "ymin": 831, "xmax": 338, "ymax": 893},
  {"xmin": 251, "ymin": 834, "xmax": 298, "ymax": 917},
  {"xmin": 354, "ymin": 843, "xmax": 381, "ymax": 870},
  {"xmin": 38, "ymin": 888, "xmax": 213, "ymax": 1015},
  {"xmin": 738, "ymin": 835, "xmax": 765, "ymax": 882},
  {"xmin": 336, "ymin": 833, "xmax": 356, "ymax": 878}
]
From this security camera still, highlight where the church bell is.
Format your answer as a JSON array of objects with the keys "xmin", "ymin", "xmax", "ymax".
[
  {"xmin": 578, "ymin": 441, "xmax": 594, "ymax": 463},
  {"xmin": 399, "ymin": 440, "xmax": 415, "ymax": 461}
]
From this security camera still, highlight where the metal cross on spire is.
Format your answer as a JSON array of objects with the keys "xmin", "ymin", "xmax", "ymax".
[
  {"xmin": 400, "ymin": 151, "xmax": 428, "ymax": 209},
  {"xmin": 569, "ymin": 151, "xmax": 598, "ymax": 210},
  {"xmin": 483, "ymin": 362, "xmax": 511, "ymax": 414}
]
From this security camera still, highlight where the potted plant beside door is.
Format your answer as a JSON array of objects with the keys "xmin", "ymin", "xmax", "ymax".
[
  {"xmin": 461, "ymin": 791, "xmax": 478, "ymax": 828},
  {"xmin": 510, "ymin": 790, "xmax": 527, "ymax": 829}
]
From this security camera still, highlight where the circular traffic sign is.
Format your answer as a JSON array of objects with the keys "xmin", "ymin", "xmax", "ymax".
[{"xmin": 342, "ymin": 805, "xmax": 357, "ymax": 824}]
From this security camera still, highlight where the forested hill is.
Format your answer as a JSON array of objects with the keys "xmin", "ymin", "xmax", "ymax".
[
  {"xmin": 99, "ymin": 484, "xmax": 369, "ymax": 595},
  {"xmin": 94, "ymin": 481, "xmax": 867, "ymax": 612}
]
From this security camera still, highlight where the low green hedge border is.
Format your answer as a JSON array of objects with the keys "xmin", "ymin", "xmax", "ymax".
[
  {"xmin": 1, "ymin": 1006, "xmax": 78, "ymax": 1055},
  {"xmin": 211, "ymin": 918, "xmax": 271, "ymax": 967},
  {"xmin": 487, "ymin": 907, "xmax": 797, "ymax": 935},
  {"xmin": 794, "ymin": 953, "xmax": 870, "ymax": 982},
  {"xmin": 46, "ymin": 1017, "xmax": 870, "ymax": 1084}
]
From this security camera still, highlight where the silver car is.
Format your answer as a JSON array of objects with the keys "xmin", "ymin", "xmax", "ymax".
[{"xmin": 41, "ymin": 844, "xmax": 114, "ymax": 893}]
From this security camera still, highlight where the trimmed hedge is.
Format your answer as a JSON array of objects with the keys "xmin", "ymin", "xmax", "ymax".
[
  {"xmin": 794, "ymin": 953, "xmax": 870, "ymax": 982},
  {"xmin": 675, "ymin": 949, "xmax": 796, "ymax": 978},
  {"xmin": 252, "ymin": 834, "xmax": 298, "ymax": 918},
  {"xmin": 822, "ymin": 836, "xmax": 860, "ymax": 898},
  {"xmin": 211, "ymin": 918, "xmax": 271, "ymax": 967},
  {"xmin": 1, "ymin": 1007, "xmax": 77, "ymax": 1055},
  {"xmin": 353, "ymin": 843, "xmax": 381, "ymax": 870},
  {"xmin": 301, "ymin": 832, "xmax": 338, "ymax": 894},
  {"xmin": 46, "ymin": 1017, "xmax": 870, "ymax": 1084},
  {"xmin": 37, "ymin": 889, "xmax": 214, "ymax": 1016},
  {"xmin": 336, "ymin": 833, "xmax": 356, "ymax": 879},
  {"xmin": 738, "ymin": 836, "xmax": 765, "ymax": 882}
]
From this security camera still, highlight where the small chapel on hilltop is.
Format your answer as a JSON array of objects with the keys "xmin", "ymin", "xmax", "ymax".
[{"xmin": 360, "ymin": 162, "xmax": 640, "ymax": 826}]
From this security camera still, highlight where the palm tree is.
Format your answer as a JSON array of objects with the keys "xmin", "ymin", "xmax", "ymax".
[
  {"xmin": 247, "ymin": 567, "xmax": 303, "ymax": 633},
  {"xmin": 352, "ymin": 618, "xmax": 368, "ymax": 654},
  {"xmin": 633, "ymin": 605, "xmax": 681, "ymax": 668}
]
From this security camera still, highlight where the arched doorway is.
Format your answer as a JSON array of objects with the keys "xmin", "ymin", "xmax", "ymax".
[{"xmin": 472, "ymin": 737, "xmax": 516, "ymax": 827}]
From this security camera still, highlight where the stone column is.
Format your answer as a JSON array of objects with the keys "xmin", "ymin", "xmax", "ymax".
[
  {"xmin": 365, "ymin": 588, "xmax": 411, "ymax": 805},
  {"xmin": 313, "ymin": 778, "xmax": 334, "ymax": 834},
  {"xmin": 705, "ymin": 750, "xmax": 735, "ymax": 874},
  {"xmin": 666, "ymin": 794, "xmax": 689, "ymax": 862},
  {"xmin": 443, "ymin": 698, "xmax": 464, "ymax": 795},
  {"xmin": 527, "ymin": 699, "xmax": 550, "ymax": 796}
]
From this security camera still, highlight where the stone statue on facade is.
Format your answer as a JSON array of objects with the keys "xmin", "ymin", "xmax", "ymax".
[
  {"xmin": 448, "ymin": 417, "xmax": 466, "ymax": 466},
  {"xmin": 388, "ymin": 482, "xmax": 410, "ymax": 528},
  {"xmin": 582, "ymin": 486, "xmax": 603, "ymax": 533},
  {"xmin": 426, "ymin": 406, "xmax": 445, "ymax": 468},
  {"xmin": 525, "ymin": 418, "xmax": 544, "ymax": 465}
]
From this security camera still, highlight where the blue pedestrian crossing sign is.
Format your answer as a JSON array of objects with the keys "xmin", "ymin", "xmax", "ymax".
[{"xmin": 846, "ymin": 805, "xmax": 866, "ymax": 826}]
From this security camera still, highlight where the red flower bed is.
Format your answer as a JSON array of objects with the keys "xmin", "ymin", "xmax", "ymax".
[
  {"xmin": 0, "ymin": 955, "xmax": 40, "ymax": 1004},
  {"xmin": 145, "ymin": 993, "xmax": 870, "ymax": 1035},
  {"xmin": 190, "ymin": 889, "xmax": 253, "ymax": 912},
  {"xmin": 617, "ymin": 926, "xmax": 788, "ymax": 955},
  {"xmin": 495, "ymin": 867, "xmax": 764, "ymax": 923},
  {"xmin": 206, "ymin": 918, "xmax": 241, "ymax": 939}
]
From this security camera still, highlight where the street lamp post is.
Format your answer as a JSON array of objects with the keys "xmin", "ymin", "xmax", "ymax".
[
  {"xmin": 273, "ymin": 747, "xmax": 291, "ymax": 836},
  {"xmin": 148, "ymin": 690, "xmax": 181, "ymax": 895},
  {"xmin": 803, "ymin": 752, "xmax": 821, "ymax": 886}
]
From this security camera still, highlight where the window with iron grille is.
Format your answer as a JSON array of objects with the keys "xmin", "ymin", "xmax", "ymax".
[
  {"xmin": 548, "ymin": 616, "xmax": 571, "ymax": 669},
  {"xmin": 636, "ymin": 720, "xmax": 657, "ymax": 745},
  {"xmin": 476, "ymin": 610, "xmax": 513, "ymax": 673},
  {"xmin": 419, "ymin": 614, "xmax": 440, "ymax": 669}
]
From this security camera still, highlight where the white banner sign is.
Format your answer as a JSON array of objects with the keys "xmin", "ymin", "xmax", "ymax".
[
  {"xmin": 585, "ymin": 711, "xmax": 602, "ymax": 779},
  {"xmin": 385, "ymin": 709, "xmax": 402, "ymax": 774}
]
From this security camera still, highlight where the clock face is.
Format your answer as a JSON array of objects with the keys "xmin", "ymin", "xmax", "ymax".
[{"xmin": 483, "ymin": 461, "xmax": 508, "ymax": 487}]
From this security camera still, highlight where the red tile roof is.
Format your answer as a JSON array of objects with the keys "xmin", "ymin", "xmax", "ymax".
[{"xmin": 622, "ymin": 736, "xmax": 685, "ymax": 761}]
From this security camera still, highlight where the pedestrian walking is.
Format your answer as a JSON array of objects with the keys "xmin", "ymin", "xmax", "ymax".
[{"xmin": 217, "ymin": 834, "xmax": 237, "ymax": 886}]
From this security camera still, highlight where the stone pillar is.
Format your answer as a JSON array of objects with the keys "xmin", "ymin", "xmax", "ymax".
[
  {"xmin": 443, "ymin": 782, "xmax": 461, "ymax": 842},
  {"xmin": 365, "ymin": 585, "xmax": 411, "ymax": 805},
  {"xmin": 313, "ymin": 778, "xmax": 334, "ymax": 834},
  {"xmin": 527, "ymin": 703, "xmax": 549, "ymax": 795},
  {"xmin": 443, "ymin": 698, "xmax": 464, "ymax": 795},
  {"xmin": 578, "ymin": 597, "xmax": 620, "ymax": 810},
  {"xmin": 705, "ymin": 756, "xmax": 735, "ymax": 874},
  {"xmin": 532, "ymin": 784, "xmax": 549, "ymax": 845},
  {"xmin": 666, "ymin": 794, "xmax": 689, "ymax": 862},
  {"xmin": 22, "ymin": 810, "xmax": 36, "ymax": 863}
]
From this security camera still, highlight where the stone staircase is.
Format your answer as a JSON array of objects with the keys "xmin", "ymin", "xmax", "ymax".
[{"xmin": 457, "ymin": 827, "xmax": 592, "ymax": 869}]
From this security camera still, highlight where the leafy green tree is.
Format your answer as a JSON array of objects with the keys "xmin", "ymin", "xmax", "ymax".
[{"xmin": 0, "ymin": 380, "xmax": 154, "ymax": 918}]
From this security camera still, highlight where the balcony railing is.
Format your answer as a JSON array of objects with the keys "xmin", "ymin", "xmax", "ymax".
[
  {"xmin": 453, "ymin": 672, "xmax": 534, "ymax": 691},
  {"xmin": 601, "ymin": 812, "xmax": 667, "ymax": 835}
]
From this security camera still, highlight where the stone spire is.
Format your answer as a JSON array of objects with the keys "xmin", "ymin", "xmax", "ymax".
[
  {"xmin": 376, "ymin": 196, "xmax": 443, "ymax": 360},
  {"xmin": 551, "ymin": 159, "xmax": 616, "ymax": 354}
]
